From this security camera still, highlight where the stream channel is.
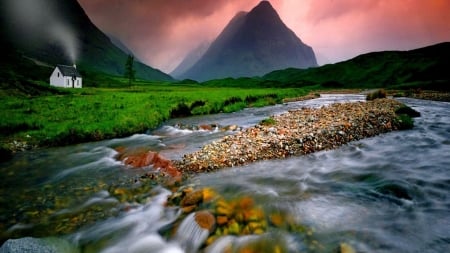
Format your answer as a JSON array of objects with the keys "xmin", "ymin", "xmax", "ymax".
[{"xmin": 1, "ymin": 94, "xmax": 449, "ymax": 252}]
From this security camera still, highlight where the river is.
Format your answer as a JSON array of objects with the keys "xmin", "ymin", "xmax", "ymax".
[{"xmin": 0, "ymin": 95, "xmax": 449, "ymax": 252}]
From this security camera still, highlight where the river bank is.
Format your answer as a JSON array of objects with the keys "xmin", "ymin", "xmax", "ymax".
[
  {"xmin": 0, "ymin": 86, "xmax": 312, "ymax": 160},
  {"xmin": 174, "ymin": 98, "xmax": 413, "ymax": 173}
]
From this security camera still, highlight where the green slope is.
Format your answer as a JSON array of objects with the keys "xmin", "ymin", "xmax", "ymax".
[{"xmin": 263, "ymin": 42, "xmax": 450, "ymax": 90}]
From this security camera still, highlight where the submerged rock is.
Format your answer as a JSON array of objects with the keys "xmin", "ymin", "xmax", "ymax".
[
  {"xmin": 339, "ymin": 243, "xmax": 356, "ymax": 253},
  {"xmin": 0, "ymin": 237, "xmax": 78, "ymax": 253}
]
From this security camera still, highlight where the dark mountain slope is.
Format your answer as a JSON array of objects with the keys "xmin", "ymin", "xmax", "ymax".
[
  {"xmin": 179, "ymin": 1, "xmax": 317, "ymax": 81},
  {"xmin": 0, "ymin": 0, "xmax": 173, "ymax": 83}
]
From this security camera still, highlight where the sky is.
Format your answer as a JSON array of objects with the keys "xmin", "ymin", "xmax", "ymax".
[{"xmin": 77, "ymin": 0, "xmax": 450, "ymax": 73}]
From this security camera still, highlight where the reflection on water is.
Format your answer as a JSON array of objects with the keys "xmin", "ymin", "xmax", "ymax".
[{"xmin": 1, "ymin": 96, "xmax": 449, "ymax": 252}]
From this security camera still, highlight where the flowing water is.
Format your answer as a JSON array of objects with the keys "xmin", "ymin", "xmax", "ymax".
[{"xmin": 1, "ymin": 95, "xmax": 449, "ymax": 252}]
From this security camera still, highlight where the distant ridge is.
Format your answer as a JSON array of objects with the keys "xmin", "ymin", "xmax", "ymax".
[
  {"xmin": 178, "ymin": 1, "xmax": 317, "ymax": 81},
  {"xmin": 171, "ymin": 42, "xmax": 209, "ymax": 79},
  {"xmin": 263, "ymin": 42, "xmax": 450, "ymax": 90}
]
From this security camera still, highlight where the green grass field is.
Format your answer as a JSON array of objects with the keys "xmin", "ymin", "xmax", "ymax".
[{"xmin": 0, "ymin": 82, "xmax": 312, "ymax": 150}]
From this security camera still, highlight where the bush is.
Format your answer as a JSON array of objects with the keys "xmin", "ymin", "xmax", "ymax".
[
  {"xmin": 245, "ymin": 95, "xmax": 259, "ymax": 104},
  {"xmin": 366, "ymin": 89, "xmax": 387, "ymax": 100},
  {"xmin": 395, "ymin": 105, "xmax": 421, "ymax": 117},
  {"xmin": 170, "ymin": 103, "xmax": 192, "ymax": 118},
  {"xmin": 395, "ymin": 114, "xmax": 414, "ymax": 130},
  {"xmin": 260, "ymin": 117, "xmax": 277, "ymax": 126},
  {"xmin": 224, "ymin": 97, "xmax": 243, "ymax": 106},
  {"xmin": 190, "ymin": 100, "xmax": 206, "ymax": 110}
]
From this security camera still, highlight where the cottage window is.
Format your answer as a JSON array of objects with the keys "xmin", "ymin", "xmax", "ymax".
[{"xmin": 57, "ymin": 72, "xmax": 60, "ymax": 77}]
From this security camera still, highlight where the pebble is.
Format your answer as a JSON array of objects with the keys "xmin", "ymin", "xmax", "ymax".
[{"xmin": 174, "ymin": 99, "xmax": 406, "ymax": 173}]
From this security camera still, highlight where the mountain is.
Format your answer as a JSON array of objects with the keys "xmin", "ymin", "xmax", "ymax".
[
  {"xmin": 0, "ymin": 0, "xmax": 173, "ymax": 83},
  {"xmin": 263, "ymin": 42, "xmax": 450, "ymax": 90},
  {"xmin": 171, "ymin": 42, "xmax": 209, "ymax": 79},
  {"xmin": 107, "ymin": 35, "xmax": 135, "ymax": 58},
  {"xmin": 178, "ymin": 1, "xmax": 317, "ymax": 81}
]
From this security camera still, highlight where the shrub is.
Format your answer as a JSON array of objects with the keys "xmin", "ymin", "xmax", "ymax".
[
  {"xmin": 260, "ymin": 117, "xmax": 277, "ymax": 126},
  {"xmin": 190, "ymin": 100, "xmax": 206, "ymax": 110},
  {"xmin": 366, "ymin": 89, "xmax": 387, "ymax": 100},
  {"xmin": 395, "ymin": 114, "xmax": 414, "ymax": 130},
  {"xmin": 170, "ymin": 103, "xmax": 192, "ymax": 118},
  {"xmin": 395, "ymin": 105, "xmax": 421, "ymax": 118},
  {"xmin": 393, "ymin": 92, "xmax": 404, "ymax": 98},
  {"xmin": 245, "ymin": 95, "xmax": 259, "ymax": 104},
  {"xmin": 224, "ymin": 97, "xmax": 243, "ymax": 106}
]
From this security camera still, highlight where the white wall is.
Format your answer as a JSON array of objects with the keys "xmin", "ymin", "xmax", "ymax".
[
  {"xmin": 49, "ymin": 68, "xmax": 65, "ymax": 87},
  {"xmin": 49, "ymin": 68, "xmax": 83, "ymax": 88}
]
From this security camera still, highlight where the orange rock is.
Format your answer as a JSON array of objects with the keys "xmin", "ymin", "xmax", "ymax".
[
  {"xmin": 199, "ymin": 124, "xmax": 213, "ymax": 131},
  {"xmin": 181, "ymin": 190, "xmax": 204, "ymax": 207},
  {"xmin": 269, "ymin": 213, "xmax": 285, "ymax": 227},
  {"xmin": 216, "ymin": 216, "xmax": 228, "ymax": 226},
  {"xmin": 182, "ymin": 205, "xmax": 197, "ymax": 214},
  {"xmin": 195, "ymin": 211, "xmax": 216, "ymax": 232},
  {"xmin": 114, "ymin": 147, "xmax": 181, "ymax": 179},
  {"xmin": 238, "ymin": 196, "xmax": 254, "ymax": 210}
]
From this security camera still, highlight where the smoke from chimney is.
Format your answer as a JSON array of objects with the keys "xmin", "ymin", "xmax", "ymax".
[{"xmin": 4, "ymin": 0, "xmax": 79, "ymax": 64}]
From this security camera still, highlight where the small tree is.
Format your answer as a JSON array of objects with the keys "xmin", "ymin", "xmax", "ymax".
[{"xmin": 124, "ymin": 55, "xmax": 135, "ymax": 86}]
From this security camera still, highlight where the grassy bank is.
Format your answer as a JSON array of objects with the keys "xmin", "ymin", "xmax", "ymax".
[{"xmin": 0, "ymin": 83, "xmax": 312, "ymax": 152}]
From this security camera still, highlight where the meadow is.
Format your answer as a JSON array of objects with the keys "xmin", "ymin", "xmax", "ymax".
[{"xmin": 0, "ymin": 81, "xmax": 313, "ymax": 152}]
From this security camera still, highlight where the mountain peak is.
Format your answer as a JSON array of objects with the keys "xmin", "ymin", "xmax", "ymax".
[
  {"xmin": 254, "ymin": 1, "xmax": 274, "ymax": 10},
  {"xmin": 249, "ymin": 1, "xmax": 278, "ymax": 20},
  {"xmin": 176, "ymin": 0, "xmax": 317, "ymax": 81}
]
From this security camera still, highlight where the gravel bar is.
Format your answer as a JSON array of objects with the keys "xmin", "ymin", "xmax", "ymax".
[{"xmin": 174, "ymin": 98, "xmax": 405, "ymax": 173}]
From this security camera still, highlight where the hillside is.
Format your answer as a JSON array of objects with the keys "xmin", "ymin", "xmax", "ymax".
[
  {"xmin": 263, "ymin": 42, "xmax": 450, "ymax": 90},
  {"xmin": 0, "ymin": 0, "xmax": 173, "ymax": 85}
]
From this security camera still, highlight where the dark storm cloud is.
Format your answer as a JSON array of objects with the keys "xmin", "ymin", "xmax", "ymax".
[{"xmin": 78, "ymin": 0, "xmax": 259, "ymax": 71}]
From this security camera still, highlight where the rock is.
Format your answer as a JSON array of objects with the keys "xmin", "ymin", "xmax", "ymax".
[
  {"xmin": 215, "ymin": 200, "xmax": 234, "ymax": 217},
  {"xmin": 195, "ymin": 211, "xmax": 216, "ymax": 232},
  {"xmin": 114, "ymin": 147, "xmax": 181, "ymax": 179},
  {"xmin": 199, "ymin": 124, "xmax": 213, "ymax": 131},
  {"xmin": 181, "ymin": 189, "xmax": 204, "ymax": 207},
  {"xmin": 0, "ymin": 237, "xmax": 78, "ymax": 253},
  {"xmin": 340, "ymin": 243, "xmax": 356, "ymax": 253},
  {"xmin": 216, "ymin": 216, "xmax": 229, "ymax": 226}
]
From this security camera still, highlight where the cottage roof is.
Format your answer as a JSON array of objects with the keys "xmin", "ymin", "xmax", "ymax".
[{"xmin": 57, "ymin": 65, "xmax": 82, "ymax": 77}]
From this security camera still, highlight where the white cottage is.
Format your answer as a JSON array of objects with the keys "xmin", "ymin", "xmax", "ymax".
[{"xmin": 50, "ymin": 64, "xmax": 82, "ymax": 88}]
